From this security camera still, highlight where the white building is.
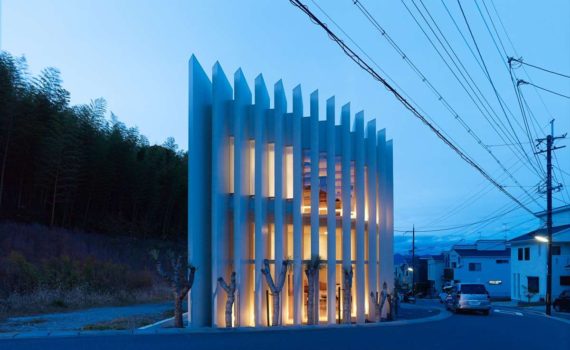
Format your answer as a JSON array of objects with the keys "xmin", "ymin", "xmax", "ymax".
[
  {"xmin": 427, "ymin": 255, "xmax": 445, "ymax": 295},
  {"xmin": 510, "ymin": 205, "xmax": 570, "ymax": 302},
  {"xmin": 394, "ymin": 257, "xmax": 412, "ymax": 291},
  {"xmin": 443, "ymin": 240, "xmax": 511, "ymax": 298},
  {"xmin": 188, "ymin": 56, "xmax": 395, "ymax": 327}
]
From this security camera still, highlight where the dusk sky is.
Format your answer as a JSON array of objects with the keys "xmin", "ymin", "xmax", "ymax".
[{"xmin": 3, "ymin": 0, "xmax": 569, "ymax": 254}]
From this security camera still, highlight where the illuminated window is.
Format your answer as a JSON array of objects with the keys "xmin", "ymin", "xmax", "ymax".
[
  {"xmin": 249, "ymin": 140, "xmax": 255, "ymax": 195},
  {"xmin": 302, "ymin": 151, "xmax": 311, "ymax": 213},
  {"xmin": 268, "ymin": 143, "xmax": 275, "ymax": 197},
  {"xmin": 285, "ymin": 146, "xmax": 293, "ymax": 199},
  {"xmin": 228, "ymin": 137, "xmax": 234, "ymax": 193}
]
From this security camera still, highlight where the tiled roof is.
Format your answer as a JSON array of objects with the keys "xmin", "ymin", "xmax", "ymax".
[
  {"xmin": 509, "ymin": 224, "xmax": 570, "ymax": 243},
  {"xmin": 453, "ymin": 248, "xmax": 510, "ymax": 257}
]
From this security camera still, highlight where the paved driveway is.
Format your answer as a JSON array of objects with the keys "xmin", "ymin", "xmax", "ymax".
[{"xmin": 0, "ymin": 302, "xmax": 173, "ymax": 332}]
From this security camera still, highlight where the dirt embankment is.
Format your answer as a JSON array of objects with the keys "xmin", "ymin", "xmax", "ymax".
[{"xmin": 0, "ymin": 222, "xmax": 183, "ymax": 319}]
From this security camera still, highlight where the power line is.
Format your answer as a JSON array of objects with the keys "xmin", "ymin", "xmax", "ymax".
[
  {"xmin": 489, "ymin": 0, "xmax": 558, "ymax": 124},
  {"xmin": 440, "ymin": 0, "xmax": 545, "ymax": 177},
  {"xmin": 456, "ymin": 0, "xmax": 543, "ymax": 179},
  {"xmin": 288, "ymin": 0, "xmax": 538, "ymax": 217},
  {"xmin": 475, "ymin": 0, "xmax": 547, "ymax": 177},
  {"xmin": 401, "ymin": 0, "xmax": 545, "ymax": 183},
  {"xmin": 350, "ymin": 0, "xmax": 543, "ymax": 210},
  {"xmin": 397, "ymin": 193, "xmax": 536, "ymax": 233},
  {"xmin": 308, "ymin": 0, "xmax": 471, "ymax": 157},
  {"xmin": 418, "ymin": 158, "xmax": 529, "ymax": 228},
  {"xmin": 352, "ymin": 0, "xmax": 540, "ymax": 203},
  {"xmin": 395, "ymin": 201, "xmax": 529, "ymax": 233},
  {"xmin": 518, "ymin": 80, "xmax": 570, "ymax": 100},
  {"xmin": 510, "ymin": 57, "xmax": 570, "ymax": 79}
]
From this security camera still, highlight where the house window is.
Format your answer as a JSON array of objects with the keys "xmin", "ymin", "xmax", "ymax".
[
  {"xmin": 524, "ymin": 247, "xmax": 530, "ymax": 261},
  {"xmin": 284, "ymin": 146, "xmax": 293, "ymax": 199},
  {"xmin": 496, "ymin": 259, "xmax": 508, "ymax": 264},
  {"xmin": 468, "ymin": 263, "xmax": 481, "ymax": 271},
  {"xmin": 518, "ymin": 248, "xmax": 523, "ymax": 261},
  {"xmin": 561, "ymin": 276, "xmax": 570, "ymax": 286},
  {"xmin": 552, "ymin": 246, "xmax": 561, "ymax": 256},
  {"xmin": 527, "ymin": 276, "xmax": 539, "ymax": 293},
  {"xmin": 228, "ymin": 137, "xmax": 234, "ymax": 193},
  {"xmin": 267, "ymin": 143, "xmax": 275, "ymax": 197},
  {"xmin": 451, "ymin": 262, "xmax": 457, "ymax": 268},
  {"xmin": 248, "ymin": 140, "xmax": 255, "ymax": 195}
]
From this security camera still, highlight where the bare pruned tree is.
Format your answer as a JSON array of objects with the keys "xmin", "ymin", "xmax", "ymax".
[
  {"xmin": 261, "ymin": 259, "xmax": 291, "ymax": 326},
  {"xmin": 370, "ymin": 291, "xmax": 380, "ymax": 322},
  {"xmin": 342, "ymin": 266, "xmax": 353, "ymax": 324},
  {"xmin": 217, "ymin": 272, "xmax": 237, "ymax": 328},
  {"xmin": 150, "ymin": 249, "xmax": 196, "ymax": 328},
  {"xmin": 304, "ymin": 255, "xmax": 324, "ymax": 325}
]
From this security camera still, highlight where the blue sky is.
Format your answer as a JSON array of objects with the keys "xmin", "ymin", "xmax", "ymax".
[{"xmin": 3, "ymin": 0, "xmax": 569, "ymax": 254}]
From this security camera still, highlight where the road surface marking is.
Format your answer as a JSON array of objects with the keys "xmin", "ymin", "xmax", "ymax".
[{"xmin": 494, "ymin": 309, "xmax": 523, "ymax": 316}]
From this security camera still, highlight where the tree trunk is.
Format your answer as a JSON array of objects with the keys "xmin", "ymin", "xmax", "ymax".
[
  {"xmin": 17, "ymin": 176, "xmax": 24, "ymax": 209},
  {"xmin": 83, "ymin": 194, "xmax": 92, "ymax": 226},
  {"xmin": 305, "ymin": 270, "xmax": 313, "ymax": 325},
  {"xmin": 342, "ymin": 269, "xmax": 353, "ymax": 324},
  {"xmin": 225, "ymin": 293, "xmax": 234, "ymax": 328},
  {"xmin": 272, "ymin": 292, "xmax": 280, "ymax": 326},
  {"xmin": 217, "ymin": 272, "xmax": 236, "ymax": 328},
  {"xmin": 50, "ymin": 171, "xmax": 59, "ymax": 227},
  {"xmin": 0, "ymin": 135, "xmax": 10, "ymax": 207},
  {"xmin": 174, "ymin": 293, "xmax": 184, "ymax": 328}
]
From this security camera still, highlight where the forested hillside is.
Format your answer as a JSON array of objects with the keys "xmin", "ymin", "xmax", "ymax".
[{"xmin": 0, "ymin": 52, "xmax": 187, "ymax": 240}]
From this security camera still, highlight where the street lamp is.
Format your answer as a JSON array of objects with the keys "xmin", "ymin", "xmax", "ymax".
[
  {"xmin": 535, "ymin": 235, "xmax": 549, "ymax": 243},
  {"xmin": 407, "ymin": 267, "xmax": 414, "ymax": 272}
]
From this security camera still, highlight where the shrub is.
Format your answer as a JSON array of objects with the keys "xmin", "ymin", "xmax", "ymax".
[
  {"xmin": 0, "ymin": 251, "xmax": 156, "ymax": 298},
  {"xmin": 0, "ymin": 251, "xmax": 40, "ymax": 295}
]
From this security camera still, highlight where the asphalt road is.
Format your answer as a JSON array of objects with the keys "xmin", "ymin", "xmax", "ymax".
[{"xmin": 2, "ymin": 302, "xmax": 569, "ymax": 350}]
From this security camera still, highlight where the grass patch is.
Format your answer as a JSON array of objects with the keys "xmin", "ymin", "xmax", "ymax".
[
  {"xmin": 81, "ymin": 314, "xmax": 165, "ymax": 331},
  {"xmin": 0, "ymin": 285, "xmax": 171, "ymax": 320}
]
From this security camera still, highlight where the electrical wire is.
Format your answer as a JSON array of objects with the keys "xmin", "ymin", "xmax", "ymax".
[
  {"xmin": 400, "ymin": 0, "xmax": 545, "ymax": 184},
  {"xmin": 510, "ymin": 58, "xmax": 570, "ymax": 79},
  {"xmin": 350, "ymin": 0, "xmax": 543, "ymax": 210},
  {"xmin": 518, "ymin": 80, "xmax": 570, "ymax": 100},
  {"xmin": 395, "ymin": 195, "xmax": 535, "ymax": 233},
  {"xmin": 441, "ymin": 0, "xmax": 545, "ymax": 177},
  {"xmin": 456, "ymin": 0, "xmax": 544, "ymax": 179},
  {"xmin": 288, "ymin": 0, "xmax": 538, "ymax": 216}
]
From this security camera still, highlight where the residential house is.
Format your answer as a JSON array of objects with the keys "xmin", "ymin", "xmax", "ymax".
[
  {"xmin": 427, "ymin": 254, "xmax": 445, "ymax": 295},
  {"xmin": 443, "ymin": 240, "xmax": 511, "ymax": 298},
  {"xmin": 510, "ymin": 205, "xmax": 570, "ymax": 303}
]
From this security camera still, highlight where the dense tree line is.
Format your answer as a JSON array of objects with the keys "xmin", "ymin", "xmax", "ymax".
[{"xmin": 0, "ymin": 51, "xmax": 187, "ymax": 240}]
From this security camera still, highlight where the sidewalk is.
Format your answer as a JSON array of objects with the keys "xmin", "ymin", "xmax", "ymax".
[
  {"xmin": 0, "ymin": 301, "xmax": 450, "ymax": 339},
  {"xmin": 493, "ymin": 301, "xmax": 570, "ymax": 322}
]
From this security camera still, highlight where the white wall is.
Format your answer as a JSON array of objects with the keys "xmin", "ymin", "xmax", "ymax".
[
  {"xmin": 510, "ymin": 241, "xmax": 570, "ymax": 302},
  {"xmin": 427, "ymin": 259, "xmax": 444, "ymax": 293},
  {"xmin": 453, "ymin": 256, "xmax": 511, "ymax": 298}
]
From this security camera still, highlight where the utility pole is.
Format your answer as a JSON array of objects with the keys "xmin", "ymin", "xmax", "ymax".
[
  {"xmin": 536, "ymin": 119, "xmax": 566, "ymax": 316},
  {"xmin": 411, "ymin": 225, "xmax": 415, "ymax": 295}
]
